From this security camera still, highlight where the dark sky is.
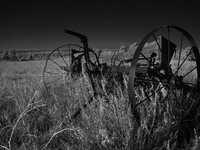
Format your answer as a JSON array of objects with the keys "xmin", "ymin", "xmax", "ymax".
[{"xmin": 0, "ymin": 0, "xmax": 200, "ymax": 50}]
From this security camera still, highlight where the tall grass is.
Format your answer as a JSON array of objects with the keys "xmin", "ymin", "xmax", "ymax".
[{"xmin": 1, "ymin": 69, "xmax": 200, "ymax": 149}]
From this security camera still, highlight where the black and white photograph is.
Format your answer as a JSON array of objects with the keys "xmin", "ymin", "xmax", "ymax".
[{"xmin": 0, "ymin": 0, "xmax": 200, "ymax": 149}]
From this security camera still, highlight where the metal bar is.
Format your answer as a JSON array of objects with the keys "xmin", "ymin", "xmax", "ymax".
[
  {"xmin": 168, "ymin": 27, "xmax": 170, "ymax": 73},
  {"xmin": 160, "ymin": 89, "xmax": 171, "ymax": 103},
  {"xmin": 135, "ymin": 78, "xmax": 169, "ymax": 84},
  {"xmin": 134, "ymin": 84, "xmax": 166, "ymax": 108},
  {"xmin": 140, "ymin": 52, "xmax": 151, "ymax": 63},
  {"xmin": 144, "ymin": 90, "xmax": 152, "ymax": 102},
  {"xmin": 44, "ymin": 77, "xmax": 64, "ymax": 85},
  {"xmin": 57, "ymin": 49, "xmax": 68, "ymax": 66},
  {"xmin": 152, "ymin": 34, "xmax": 168, "ymax": 69},
  {"xmin": 177, "ymin": 32, "xmax": 184, "ymax": 76},
  {"xmin": 44, "ymin": 70, "xmax": 66, "ymax": 75},
  {"xmin": 48, "ymin": 57, "xmax": 64, "ymax": 68},
  {"xmin": 182, "ymin": 66, "xmax": 197, "ymax": 78},
  {"xmin": 173, "ymin": 47, "xmax": 194, "ymax": 76},
  {"xmin": 153, "ymin": 33, "xmax": 161, "ymax": 51}
]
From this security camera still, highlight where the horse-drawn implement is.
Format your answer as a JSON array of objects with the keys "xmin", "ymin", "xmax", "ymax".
[{"xmin": 43, "ymin": 25, "xmax": 200, "ymax": 124}]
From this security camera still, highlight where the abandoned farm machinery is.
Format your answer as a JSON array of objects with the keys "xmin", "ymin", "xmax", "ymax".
[{"xmin": 43, "ymin": 25, "xmax": 200, "ymax": 124}]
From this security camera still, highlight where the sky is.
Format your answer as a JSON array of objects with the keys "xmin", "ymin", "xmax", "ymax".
[{"xmin": 0, "ymin": 0, "xmax": 200, "ymax": 50}]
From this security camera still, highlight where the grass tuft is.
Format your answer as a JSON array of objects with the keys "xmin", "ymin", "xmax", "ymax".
[{"xmin": 0, "ymin": 71, "xmax": 200, "ymax": 150}]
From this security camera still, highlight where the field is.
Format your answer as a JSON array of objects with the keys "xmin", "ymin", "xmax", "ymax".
[{"xmin": 1, "ymin": 49, "xmax": 200, "ymax": 150}]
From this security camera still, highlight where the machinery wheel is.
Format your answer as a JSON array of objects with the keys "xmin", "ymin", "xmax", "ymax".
[
  {"xmin": 128, "ymin": 25, "xmax": 200, "ymax": 125},
  {"xmin": 43, "ymin": 44, "xmax": 84, "ymax": 87}
]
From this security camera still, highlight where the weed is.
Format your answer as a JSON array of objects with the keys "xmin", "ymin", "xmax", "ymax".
[{"xmin": 0, "ymin": 63, "xmax": 200, "ymax": 150}]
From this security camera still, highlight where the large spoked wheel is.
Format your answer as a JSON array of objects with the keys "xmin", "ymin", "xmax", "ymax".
[
  {"xmin": 43, "ymin": 44, "xmax": 84, "ymax": 87},
  {"xmin": 128, "ymin": 25, "xmax": 200, "ymax": 125}
]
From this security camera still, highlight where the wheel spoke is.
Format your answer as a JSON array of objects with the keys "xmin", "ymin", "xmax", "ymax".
[
  {"xmin": 128, "ymin": 25, "xmax": 200, "ymax": 129},
  {"xmin": 161, "ymin": 85, "xmax": 181, "ymax": 104},
  {"xmin": 167, "ymin": 27, "xmax": 170, "ymax": 73},
  {"xmin": 177, "ymin": 32, "xmax": 184, "ymax": 76},
  {"xmin": 48, "ymin": 57, "xmax": 66, "ymax": 69},
  {"xmin": 57, "ymin": 49, "xmax": 68, "ymax": 66},
  {"xmin": 45, "ymin": 76, "xmax": 64, "ymax": 85},
  {"xmin": 135, "ymin": 78, "xmax": 168, "ymax": 84},
  {"xmin": 44, "ymin": 70, "xmax": 66, "ymax": 75},
  {"xmin": 43, "ymin": 44, "xmax": 84, "ymax": 87},
  {"xmin": 153, "ymin": 33, "xmax": 161, "ymax": 51},
  {"xmin": 144, "ymin": 90, "xmax": 152, "ymax": 102},
  {"xmin": 182, "ymin": 66, "xmax": 197, "ymax": 78},
  {"xmin": 134, "ymin": 84, "xmax": 166, "ymax": 108},
  {"xmin": 173, "ymin": 47, "xmax": 194, "ymax": 76},
  {"xmin": 140, "ymin": 52, "xmax": 151, "ymax": 63}
]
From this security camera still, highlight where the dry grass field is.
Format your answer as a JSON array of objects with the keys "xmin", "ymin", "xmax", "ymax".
[{"xmin": 1, "ymin": 48, "xmax": 200, "ymax": 150}]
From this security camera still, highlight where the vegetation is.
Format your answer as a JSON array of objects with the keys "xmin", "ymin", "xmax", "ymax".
[
  {"xmin": 2, "ymin": 50, "xmax": 9, "ymax": 60},
  {"xmin": 185, "ymin": 47, "xmax": 196, "ymax": 61},
  {"xmin": 0, "ymin": 44, "xmax": 200, "ymax": 149},
  {"xmin": 1, "ymin": 62, "xmax": 200, "ymax": 150},
  {"xmin": 8, "ymin": 50, "xmax": 17, "ymax": 61},
  {"xmin": 1, "ymin": 50, "xmax": 48, "ymax": 61}
]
